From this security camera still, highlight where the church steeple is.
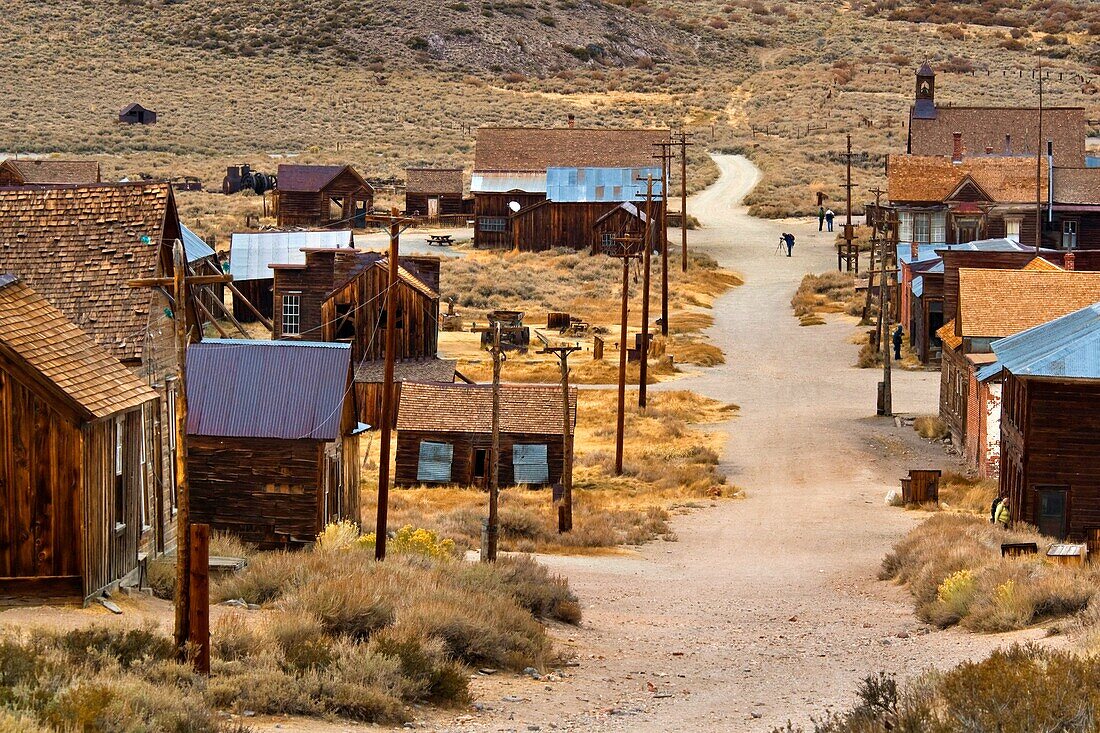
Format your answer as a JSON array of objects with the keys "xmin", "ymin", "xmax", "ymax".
[{"xmin": 913, "ymin": 62, "xmax": 937, "ymax": 119}]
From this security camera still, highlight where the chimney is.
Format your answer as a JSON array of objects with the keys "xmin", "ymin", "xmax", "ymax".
[
  {"xmin": 952, "ymin": 132, "xmax": 963, "ymax": 163},
  {"xmin": 1065, "ymin": 253, "xmax": 1075, "ymax": 271},
  {"xmin": 911, "ymin": 242, "xmax": 919, "ymax": 261},
  {"xmin": 1004, "ymin": 134, "xmax": 1012, "ymax": 155},
  {"xmin": 567, "ymin": 114, "xmax": 575, "ymax": 129}
]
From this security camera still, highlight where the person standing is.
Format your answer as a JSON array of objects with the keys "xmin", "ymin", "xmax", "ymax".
[
  {"xmin": 818, "ymin": 206, "xmax": 825, "ymax": 232},
  {"xmin": 825, "ymin": 208, "xmax": 835, "ymax": 232},
  {"xmin": 784, "ymin": 232, "xmax": 795, "ymax": 257},
  {"xmin": 893, "ymin": 325, "xmax": 903, "ymax": 360},
  {"xmin": 995, "ymin": 498, "xmax": 1011, "ymax": 527}
]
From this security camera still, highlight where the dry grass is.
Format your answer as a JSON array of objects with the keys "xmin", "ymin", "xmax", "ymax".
[
  {"xmin": 791, "ymin": 272, "xmax": 860, "ymax": 319},
  {"xmin": 913, "ymin": 415, "xmax": 949, "ymax": 441},
  {"xmin": 938, "ymin": 471, "xmax": 998, "ymax": 515},
  {"xmin": 362, "ymin": 389, "xmax": 737, "ymax": 554},
  {"xmin": 881, "ymin": 514, "xmax": 1099, "ymax": 632}
]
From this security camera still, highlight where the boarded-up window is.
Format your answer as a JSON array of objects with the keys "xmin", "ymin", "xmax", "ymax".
[
  {"xmin": 513, "ymin": 444, "xmax": 549, "ymax": 485},
  {"xmin": 417, "ymin": 441, "xmax": 454, "ymax": 483}
]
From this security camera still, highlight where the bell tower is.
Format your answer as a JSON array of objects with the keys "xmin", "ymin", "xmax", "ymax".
[{"xmin": 913, "ymin": 62, "xmax": 937, "ymax": 119}]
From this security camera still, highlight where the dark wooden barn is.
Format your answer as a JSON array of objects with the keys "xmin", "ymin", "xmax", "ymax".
[
  {"xmin": 275, "ymin": 165, "xmax": 374, "ymax": 229},
  {"xmin": 0, "ymin": 276, "xmax": 159, "ymax": 606},
  {"xmin": 405, "ymin": 168, "xmax": 464, "ymax": 218},
  {"xmin": 186, "ymin": 340, "xmax": 362, "ymax": 549},
  {"xmin": 395, "ymin": 382, "xmax": 576, "ymax": 488},
  {"xmin": 0, "ymin": 159, "xmax": 101, "ymax": 186},
  {"xmin": 119, "ymin": 103, "xmax": 157, "ymax": 125},
  {"xmin": 996, "ymin": 303, "xmax": 1100, "ymax": 540},
  {"xmin": 0, "ymin": 182, "xmax": 191, "ymax": 557}
]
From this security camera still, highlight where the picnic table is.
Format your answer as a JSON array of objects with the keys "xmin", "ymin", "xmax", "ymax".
[{"xmin": 427, "ymin": 234, "xmax": 454, "ymax": 247}]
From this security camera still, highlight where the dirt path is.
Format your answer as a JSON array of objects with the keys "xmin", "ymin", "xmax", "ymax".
[{"xmin": 412, "ymin": 155, "xmax": 1046, "ymax": 733}]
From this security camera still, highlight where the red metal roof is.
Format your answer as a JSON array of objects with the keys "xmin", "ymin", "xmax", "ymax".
[
  {"xmin": 186, "ymin": 339, "xmax": 352, "ymax": 441},
  {"xmin": 277, "ymin": 164, "xmax": 369, "ymax": 193}
]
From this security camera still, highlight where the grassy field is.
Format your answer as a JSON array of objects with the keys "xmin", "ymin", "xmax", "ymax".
[{"xmin": 360, "ymin": 389, "xmax": 738, "ymax": 554}]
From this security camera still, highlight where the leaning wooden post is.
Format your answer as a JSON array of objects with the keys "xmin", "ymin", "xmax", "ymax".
[
  {"xmin": 170, "ymin": 238, "xmax": 192, "ymax": 660},
  {"xmin": 375, "ymin": 211, "xmax": 401, "ymax": 561},
  {"xmin": 188, "ymin": 523, "xmax": 210, "ymax": 675}
]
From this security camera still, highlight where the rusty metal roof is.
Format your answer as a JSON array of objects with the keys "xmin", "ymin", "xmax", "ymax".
[
  {"xmin": 277, "ymin": 164, "xmax": 372, "ymax": 193},
  {"xmin": 186, "ymin": 339, "xmax": 351, "ymax": 441}
]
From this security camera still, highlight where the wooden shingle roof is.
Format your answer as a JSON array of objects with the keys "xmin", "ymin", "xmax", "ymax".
[
  {"xmin": 1052, "ymin": 167, "xmax": 1100, "ymax": 206},
  {"xmin": 888, "ymin": 155, "xmax": 1044, "ymax": 203},
  {"xmin": 957, "ymin": 268, "xmax": 1100, "ymax": 338},
  {"xmin": 397, "ymin": 382, "xmax": 576, "ymax": 436},
  {"xmin": 909, "ymin": 107, "xmax": 1085, "ymax": 167},
  {"xmin": 405, "ymin": 168, "xmax": 463, "ymax": 194},
  {"xmin": 0, "ymin": 182, "xmax": 176, "ymax": 361},
  {"xmin": 474, "ymin": 128, "xmax": 670, "ymax": 172},
  {"xmin": 0, "ymin": 275, "xmax": 157, "ymax": 419},
  {"xmin": 0, "ymin": 159, "xmax": 101, "ymax": 185}
]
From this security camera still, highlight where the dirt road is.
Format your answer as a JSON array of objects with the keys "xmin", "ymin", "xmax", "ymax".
[{"xmin": 411, "ymin": 155, "xmax": 1044, "ymax": 733}]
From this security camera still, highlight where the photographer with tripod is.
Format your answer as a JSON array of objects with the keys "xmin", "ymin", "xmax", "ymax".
[{"xmin": 777, "ymin": 232, "xmax": 795, "ymax": 257}]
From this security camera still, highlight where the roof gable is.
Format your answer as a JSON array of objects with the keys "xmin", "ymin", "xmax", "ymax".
[
  {"xmin": 186, "ymin": 339, "xmax": 352, "ymax": 440},
  {"xmin": 993, "ymin": 303, "xmax": 1100, "ymax": 380},
  {"xmin": 277, "ymin": 164, "xmax": 372, "ymax": 193},
  {"xmin": 889, "ymin": 155, "xmax": 1045, "ymax": 203},
  {"xmin": 957, "ymin": 268, "xmax": 1100, "ymax": 338},
  {"xmin": 0, "ymin": 276, "xmax": 157, "ymax": 419},
  {"xmin": 474, "ymin": 128, "xmax": 670, "ymax": 172},
  {"xmin": 0, "ymin": 182, "xmax": 176, "ymax": 361},
  {"xmin": 946, "ymin": 175, "xmax": 992, "ymax": 203},
  {"xmin": 397, "ymin": 382, "xmax": 576, "ymax": 435},
  {"xmin": 0, "ymin": 159, "xmax": 100, "ymax": 185}
]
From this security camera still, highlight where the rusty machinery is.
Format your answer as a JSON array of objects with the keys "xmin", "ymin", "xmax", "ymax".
[
  {"xmin": 476, "ymin": 310, "xmax": 530, "ymax": 352},
  {"xmin": 222, "ymin": 164, "xmax": 278, "ymax": 195}
]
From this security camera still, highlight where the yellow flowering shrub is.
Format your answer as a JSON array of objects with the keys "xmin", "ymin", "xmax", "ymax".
[{"xmin": 357, "ymin": 525, "xmax": 457, "ymax": 560}]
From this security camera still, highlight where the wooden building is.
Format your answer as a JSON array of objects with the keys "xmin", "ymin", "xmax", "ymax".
[
  {"xmin": 471, "ymin": 126, "xmax": 669, "ymax": 250},
  {"xmin": 119, "ymin": 103, "xmax": 157, "ymax": 125},
  {"xmin": 354, "ymin": 358, "xmax": 457, "ymax": 428},
  {"xmin": 229, "ymin": 230, "xmax": 354, "ymax": 323},
  {"xmin": 0, "ymin": 275, "xmax": 159, "ymax": 605},
  {"xmin": 907, "ymin": 64, "xmax": 1084, "ymax": 167},
  {"xmin": 0, "ymin": 182, "xmax": 191, "ymax": 556},
  {"xmin": 395, "ymin": 382, "xmax": 576, "ymax": 488},
  {"xmin": 405, "ymin": 168, "xmax": 464, "ymax": 218},
  {"xmin": 907, "ymin": 259, "xmax": 945, "ymax": 364},
  {"xmin": 275, "ymin": 165, "xmax": 374, "ymax": 229},
  {"xmin": 997, "ymin": 303, "xmax": 1100, "ymax": 540},
  {"xmin": 0, "ymin": 159, "xmax": 100, "ymax": 186},
  {"xmin": 1050, "ymin": 166, "xmax": 1100, "ymax": 250},
  {"xmin": 938, "ymin": 262, "xmax": 1100, "ymax": 460},
  {"xmin": 186, "ymin": 340, "xmax": 361, "ymax": 549}
]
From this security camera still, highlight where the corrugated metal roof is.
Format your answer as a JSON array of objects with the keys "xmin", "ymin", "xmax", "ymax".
[
  {"xmin": 229, "ymin": 230, "xmax": 353, "ymax": 281},
  {"xmin": 470, "ymin": 172, "xmax": 546, "ymax": 194},
  {"xmin": 897, "ymin": 244, "xmax": 943, "ymax": 265},
  {"xmin": 992, "ymin": 302, "xmax": 1100, "ymax": 379},
  {"xmin": 186, "ymin": 339, "xmax": 352, "ymax": 440},
  {"xmin": 546, "ymin": 166, "xmax": 663, "ymax": 203},
  {"xmin": 181, "ymin": 223, "xmax": 216, "ymax": 263},
  {"xmin": 594, "ymin": 201, "xmax": 649, "ymax": 226},
  {"xmin": 276, "ymin": 164, "xmax": 350, "ymax": 193},
  {"xmin": 976, "ymin": 361, "xmax": 1003, "ymax": 382}
]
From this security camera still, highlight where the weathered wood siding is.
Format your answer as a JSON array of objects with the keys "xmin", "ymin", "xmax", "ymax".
[
  {"xmin": 1001, "ymin": 375, "xmax": 1100, "ymax": 540},
  {"xmin": 188, "ymin": 436, "xmax": 327, "ymax": 549},
  {"xmin": 272, "ymin": 258, "xmax": 337, "ymax": 340},
  {"xmin": 511, "ymin": 201, "xmax": 665, "ymax": 254},
  {"xmin": 276, "ymin": 170, "xmax": 374, "ymax": 229},
  {"xmin": 939, "ymin": 344, "xmax": 968, "ymax": 446},
  {"xmin": 395, "ymin": 430, "xmax": 565, "ymax": 487},
  {"xmin": 473, "ymin": 193, "xmax": 545, "ymax": 248},
  {"xmin": 406, "ymin": 192, "xmax": 463, "ymax": 217},
  {"xmin": 322, "ymin": 266, "xmax": 438, "ymax": 365}
]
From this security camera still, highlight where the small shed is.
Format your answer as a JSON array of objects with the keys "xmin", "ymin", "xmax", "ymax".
[
  {"xmin": 997, "ymin": 303, "xmax": 1100, "ymax": 541},
  {"xmin": 395, "ymin": 382, "xmax": 576, "ymax": 488},
  {"xmin": 0, "ymin": 275, "xmax": 159, "ymax": 605},
  {"xmin": 405, "ymin": 168, "xmax": 464, "ymax": 218},
  {"xmin": 354, "ymin": 358, "xmax": 457, "ymax": 427},
  {"xmin": 593, "ymin": 201, "xmax": 653, "ymax": 254},
  {"xmin": 119, "ymin": 103, "xmax": 157, "ymax": 125},
  {"xmin": 229, "ymin": 229, "xmax": 354, "ymax": 323},
  {"xmin": 0, "ymin": 159, "xmax": 101, "ymax": 187},
  {"xmin": 186, "ymin": 339, "xmax": 361, "ymax": 549},
  {"xmin": 275, "ymin": 165, "xmax": 374, "ymax": 229}
]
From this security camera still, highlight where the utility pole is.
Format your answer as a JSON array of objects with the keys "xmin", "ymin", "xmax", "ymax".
[
  {"xmin": 679, "ymin": 131, "xmax": 694, "ymax": 274},
  {"xmin": 639, "ymin": 174, "xmax": 654, "ymax": 409},
  {"xmin": 842, "ymin": 134, "xmax": 857, "ymax": 274},
  {"xmin": 374, "ymin": 211, "xmax": 402, "ymax": 561},
  {"xmin": 654, "ymin": 140, "xmax": 672, "ymax": 337},
  {"xmin": 538, "ymin": 341, "xmax": 580, "ymax": 533},
  {"xmin": 609, "ymin": 239, "xmax": 641, "ymax": 475},
  {"xmin": 484, "ymin": 322, "xmax": 503, "ymax": 560},
  {"xmin": 863, "ymin": 187, "xmax": 885, "ymax": 322},
  {"xmin": 1035, "ymin": 60, "xmax": 1044, "ymax": 254},
  {"xmin": 128, "ymin": 239, "xmax": 230, "ymax": 666}
]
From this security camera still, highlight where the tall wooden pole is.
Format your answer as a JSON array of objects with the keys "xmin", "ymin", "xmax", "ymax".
[
  {"xmin": 375, "ymin": 211, "xmax": 401, "ymax": 561},
  {"xmin": 538, "ymin": 344, "xmax": 580, "ymax": 533},
  {"xmin": 615, "ymin": 252, "xmax": 631, "ymax": 476},
  {"xmin": 170, "ymin": 238, "xmax": 192, "ymax": 659},
  {"xmin": 680, "ymin": 132, "xmax": 689, "ymax": 274},
  {"xmin": 880, "ymin": 223, "xmax": 894, "ymax": 417},
  {"xmin": 188, "ymin": 523, "xmax": 210, "ymax": 675},
  {"xmin": 844, "ymin": 133, "xmax": 856, "ymax": 274},
  {"xmin": 660, "ymin": 143, "xmax": 670, "ymax": 337},
  {"xmin": 862, "ymin": 187, "xmax": 885, "ymax": 322},
  {"xmin": 1035, "ymin": 61, "xmax": 1044, "ymax": 254},
  {"xmin": 639, "ymin": 175, "xmax": 653, "ymax": 409},
  {"xmin": 485, "ymin": 323, "xmax": 502, "ymax": 560}
]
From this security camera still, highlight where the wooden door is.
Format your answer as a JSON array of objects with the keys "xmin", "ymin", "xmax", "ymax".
[
  {"xmin": 1036, "ymin": 487, "xmax": 1068, "ymax": 539},
  {"xmin": 427, "ymin": 197, "xmax": 440, "ymax": 218}
]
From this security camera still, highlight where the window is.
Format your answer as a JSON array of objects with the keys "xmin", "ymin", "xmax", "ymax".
[
  {"xmin": 479, "ymin": 217, "xmax": 507, "ymax": 232},
  {"xmin": 417, "ymin": 441, "xmax": 454, "ymax": 483},
  {"xmin": 513, "ymin": 444, "xmax": 550, "ymax": 485},
  {"xmin": 114, "ymin": 416, "xmax": 126, "ymax": 531},
  {"xmin": 912, "ymin": 213, "xmax": 931, "ymax": 244},
  {"xmin": 166, "ymin": 379, "xmax": 178, "ymax": 514},
  {"xmin": 139, "ymin": 405, "xmax": 149, "ymax": 531},
  {"xmin": 282, "ymin": 293, "xmax": 301, "ymax": 336},
  {"xmin": 1063, "ymin": 220, "xmax": 1079, "ymax": 250},
  {"xmin": 1005, "ymin": 217, "xmax": 1022, "ymax": 243},
  {"xmin": 601, "ymin": 233, "xmax": 615, "ymax": 248}
]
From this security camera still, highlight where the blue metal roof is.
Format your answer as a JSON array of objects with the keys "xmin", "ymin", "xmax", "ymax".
[
  {"xmin": 976, "ymin": 361, "xmax": 1003, "ymax": 382},
  {"xmin": 186, "ymin": 339, "xmax": 352, "ymax": 440},
  {"xmin": 912, "ymin": 276, "xmax": 924, "ymax": 298},
  {"xmin": 181, "ymin": 223, "xmax": 215, "ymax": 263},
  {"xmin": 546, "ymin": 166, "xmax": 663, "ymax": 203},
  {"xmin": 992, "ymin": 302, "xmax": 1100, "ymax": 380},
  {"xmin": 897, "ymin": 244, "xmax": 942, "ymax": 265}
]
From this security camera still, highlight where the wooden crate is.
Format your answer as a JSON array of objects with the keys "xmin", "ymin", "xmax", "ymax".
[
  {"xmin": 1001, "ymin": 542, "xmax": 1038, "ymax": 558},
  {"xmin": 907, "ymin": 469, "xmax": 941, "ymax": 503},
  {"xmin": 1048, "ymin": 543, "xmax": 1087, "ymax": 566},
  {"xmin": 900, "ymin": 477, "xmax": 913, "ymax": 503}
]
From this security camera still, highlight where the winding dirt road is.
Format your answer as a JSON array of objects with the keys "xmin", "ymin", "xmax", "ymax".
[{"xmin": 418, "ymin": 155, "xmax": 1045, "ymax": 733}]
